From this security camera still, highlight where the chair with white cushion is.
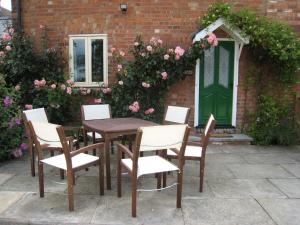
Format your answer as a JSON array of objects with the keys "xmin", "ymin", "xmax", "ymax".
[
  {"xmin": 166, "ymin": 114, "xmax": 216, "ymax": 192},
  {"xmin": 27, "ymin": 121, "xmax": 104, "ymax": 211},
  {"xmin": 117, "ymin": 124, "xmax": 190, "ymax": 217},
  {"xmin": 164, "ymin": 105, "xmax": 190, "ymax": 125},
  {"xmin": 23, "ymin": 108, "xmax": 79, "ymax": 178}
]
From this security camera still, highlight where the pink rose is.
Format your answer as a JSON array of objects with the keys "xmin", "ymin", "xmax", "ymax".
[
  {"xmin": 0, "ymin": 51, "xmax": 5, "ymax": 57},
  {"xmin": 175, "ymin": 46, "xmax": 185, "ymax": 56},
  {"xmin": 117, "ymin": 64, "xmax": 123, "ymax": 72},
  {"xmin": 34, "ymin": 80, "xmax": 39, "ymax": 87},
  {"xmin": 164, "ymin": 54, "xmax": 169, "ymax": 60},
  {"xmin": 60, "ymin": 84, "xmax": 66, "ymax": 90},
  {"xmin": 102, "ymin": 88, "xmax": 111, "ymax": 94},
  {"xmin": 40, "ymin": 79, "xmax": 46, "ymax": 86},
  {"xmin": 146, "ymin": 45, "xmax": 153, "ymax": 52},
  {"xmin": 150, "ymin": 37, "xmax": 158, "ymax": 46},
  {"xmin": 207, "ymin": 33, "xmax": 218, "ymax": 46},
  {"xmin": 39, "ymin": 25, "xmax": 44, "ymax": 29},
  {"xmin": 161, "ymin": 72, "xmax": 168, "ymax": 80},
  {"xmin": 50, "ymin": 84, "xmax": 56, "ymax": 89},
  {"xmin": 129, "ymin": 101, "xmax": 140, "ymax": 112},
  {"xmin": 175, "ymin": 55, "xmax": 180, "ymax": 60},
  {"xmin": 119, "ymin": 51, "xmax": 125, "ymax": 57},
  {"xmin": 25, "ymin": 104, "xmax": 33, "ymax": 110},
  {"xmin": 118, "ymin": 80, "xmax": 124, "ymax": 85},
  {"xmin": 94, "ymin": 98, "xmax": 102, "ymax": 104},
  {"xmin": 157, "ymin": 39, "xmax": 163, "ymax": 44},
  {"xmin": 2, "ymin": 33, "xmax": 11, "ymax": 41},
  {"xmin": 5, "ymin": 45, "xmax": 11, "ymax": 51},
  {"xmin": 134, "ymin": 42, "xmax": 139, "ymax": 46},
  {"xmin": 15, "ymin": 85, "xmax": 21, "ymax": 91},
  {"xmin": 66, "ymin": 87, "xmax": 72, "ymax": 95},
  {"xmin": 110, "ymin": 47, "xmax": 116, "ymax": 53},
  {"xmin": 145, "ymin": 108, "xmax": 155, "ymax": 115},
  {"xmin": 8, "ymin": 28, "xmax": 14, "ymax": 34},
  {"xmin": 66, "ymin": 79, "xmax": 74, "ymax": 86}
]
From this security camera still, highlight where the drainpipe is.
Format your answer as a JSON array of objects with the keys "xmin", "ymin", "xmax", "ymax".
[{"xmin": 16, "ymin": 0, "xmax": 22, "ymax": 32}]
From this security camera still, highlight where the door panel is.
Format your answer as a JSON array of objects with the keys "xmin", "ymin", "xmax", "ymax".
[{"xmin": 199, "ymin": 41, "xmax": 234, "ymax": 126}]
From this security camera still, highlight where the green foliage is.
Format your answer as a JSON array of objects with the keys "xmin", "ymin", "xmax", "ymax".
[
  {"xmin": 0, "ymin": 75, "xmax": 24, "ymax": 161},
  {"xmin": 201, "ymin": 3, "xmax": 300, "ymax": 83},
  {"xmin": 100, "ymin": 35, "xmax": 215, "ymax": 122},
  {"xmin": 249, "ymin": 95, "xmax": 298, "ymax": 145}
]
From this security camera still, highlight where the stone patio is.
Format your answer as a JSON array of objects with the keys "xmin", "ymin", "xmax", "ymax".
[{"xmin": 0, "ymin": 144, "xmax": 300, "ymax": 225}]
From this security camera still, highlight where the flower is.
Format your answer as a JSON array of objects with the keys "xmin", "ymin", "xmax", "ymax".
[
  {"xmin": 157, "ymin": 39, "xmax": 163, "ymax": 44},
  {"xmin": 34, "ymin": 79, "xmax": 46, "ymax": 88},
  {"xmin": 150, "ymin": 37, "xmax": 158, "ymax": 46},
  {"xmin": 66, "ymin": 79, "xmax": 74, "ymax": 85},
  {"xmin": 15, "ymin": 84, "xmax": 21, "ymax": 91},
  {"xmin": 140, "ymin": 52, "xmax": 146, "ymax": 57},
  {"xmin": 129, "ymin": 101, "xmax": 140, "ymax": 112},
  {"xmin": 146, "ymin": 45, "xmax": 153, "ymax": 52},
  {"xmin": 50, "ymin": 84, "xmax": 56, "ymax": 89},
  {"xmin": 15, "ymin": 118, "xmax": 22, "ymax": 125},
  {"xmin": 117, "ymin": 64, "xmax": 123, "ymax": 72},
  {"xmin": 118, "ymin": 80, "xmax": 124, "ymax": 85},
  {"xmin": 5, "ymin": 45, "xmax": 11, "ymax": 51},
  {"xmin": 145, "ymin": 108, "xmax": 155, "ymax": 115},
  {"xmin": 2, "ymin": 33, "xmax": 11, "ymax": 41},
  {"xmin": 0, "ymin": 51, "xmax": 5, "ymax": 57},
  {"xmin": 87, "ymin": 88, "xmax": 91, "ymax": 94},
  {"xmin": 66, "ymin": 87, "xmax": 72, "ymax": 95},
  {"xmin": 20, "ymin": 143, "xmax": 28, "ymax": 151},
  {"xmin": 161, "ymin": 72, "xmax": 168, "ymax": 80},
  {"xmin": 175, "ymin": 55, "xmax": 180, "ymax": 60},
  {"xmin": 134, "ymin": 42, "xmax": 139, "ymax": 46},
  {"xmin": 164, "ymin": 54, "xmax": 170, "ymax": 60},
  {"xmin": 119, "ymin": 50, "xmax": 125, "ymax": 57},
  {"xmin": 12, "ymin": 148, "xmax": 22, "ymax": 158},
  {"xmin": 175, "ymin": 46, "xmax": 185, "ymax": 56},
  {"xmin": 142, "ymin": 82, "xmax": 150, "ymax": 88},
  {"xmin": 3, "ymin": 96, "xmax": 12, "ymax": 107},
  {"xmin": 94, "ymin": 98, "xmax": 102, "ymax": 104},
  {"xmin": 110, "ymin": 47, "xmax": 116, "ymax": 53},
  {"xmin": 60, "ymin": 84, "xmax": 66, "ymax": 90},
  {"xmin": 168, "ymin": 48, "xmax": 174, "ymax": 53},
  {"xmin": 25, "ymin": 104, "xmax": 33, "ymax": 110},
  {"xmin": 207, "ymin": 33, "xmax": 218, "ymax": 47},
  {"xmin": 39, "ymin": 24, "xmax": 44, "ymax": 29},
  {"xmin": 102, "ymin": 88, "xmax": 112, "ymax": 94},
  {"xmin": 8, "ymin": 28, "xmax": 14, "ymax": 34}
]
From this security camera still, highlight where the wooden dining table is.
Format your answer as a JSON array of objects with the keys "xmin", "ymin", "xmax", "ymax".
[{"xmin": 82, "ymin": 117, "xmax": 158, "ymax": 190}]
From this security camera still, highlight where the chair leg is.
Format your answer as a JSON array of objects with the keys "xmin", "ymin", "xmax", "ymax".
[
  {"xmin": 60, "ymin": 169, "xmax": 65, "ymax": 180},
  {"xmin": 29, "ymin": 145, "xmax": 35, "ymax": 177},
  {"xmin": 111, "ymin": 141, "xmax": 114, "ymax": 154},
  {"xmin": 176, "ymin": 171, "xmax": 183, "ymax": 208},
  {"xmin": 99, "ymin": 159, "xmax": 104, "ymax": 195},
  {"xmin": 117, "ymin": 152, "xmax": 122, "ymax": 197},
  {"xmin": 132, "ymin": 176, "xmax": 137, "ymax": 217},
  {"xmin": 199, "ymin": 158, "xmax": 205, "ymax": 192},
  {"xmin": 38, "ymin": 162, "xmax": 44, "ymax": 198},
  {"xmin": 163, "ymin": 172, "xmax": 167, "ymax": 188},
  {"xmin": 157, "ymin": 173, "xmax": 161, "ymax": 190},
  {"xmin": 67, "ymin": 171, "xmax": 74, "ymax": 211},
  {"xmin": 50, "ymin": 150, "xmax": 54, "ymax": 157}
]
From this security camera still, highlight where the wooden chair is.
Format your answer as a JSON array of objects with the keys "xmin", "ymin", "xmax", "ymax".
[
  {"xmin": 23, "ymin": 108, "xmax": 80, "ymax": 178},
  {"xmin": 166, "ymin": 114, "xmax": 216, "ymax": 192},
  {"xmin": 27, "ymin": 121, "xmax": 104, "ymax": 211},
  {"xmin": 117, "ymin": 124, "xmax": 190, "ymax": 217},
  {"xmin": 163, "ymin": 105, "xmax": 191, "ymax": 125}
]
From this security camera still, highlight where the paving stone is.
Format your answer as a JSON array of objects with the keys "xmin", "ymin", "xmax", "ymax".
[
  {"xmin": 205, "ymin": 153, "xmax": 247, "ymax": 165},
  {"xmin": 258, "ymin": 199, "xmax": 300, "ymax": 225},
  {"xmin": 280, "ymin": 164, "xmax": 300, "ymax": 177},
  {"xmin": 1, "ymin": 192, "xmax": 101, "ymax": 224},
  {"xmin": 91, "ymin": 195, "xmax": 184, "ymax": 225},
  {"xmin": 287, "ymin": 153, "xmax": 300, "ymax": 163},
  {"xmin": 0, "ymin": 173, "xmax": 15, "ymax": 185},
  {"xmin": 269, "ymin": 179, "xmax": 300, "ymax": 198},
  {"xmin": 0, "ymin": 191, "xmax": 25, "ymax": 214},
  {"xmin": 228, "ymin": 164, "xmax": 295, "ymax": 179},
  {"xmin": 182, "ymin": 198, "xmax": 275, "ymax": 225},
  {"xmin": 221, "ymin": 145, "xmax": 285, "ymax": 154},
  {"xmin": 243, "ymin": 154, "xmax": 297, "ymax": 164},
  {"xmin": 208, "ymin": 178, "xmax": 286, "ymax": 198}
]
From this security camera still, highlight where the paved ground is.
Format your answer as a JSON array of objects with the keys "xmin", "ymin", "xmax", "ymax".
[{"xmin": 0, "ymin": 144, "xmax": 300, "ymax": 225}]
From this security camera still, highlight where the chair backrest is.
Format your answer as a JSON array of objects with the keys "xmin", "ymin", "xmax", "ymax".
[
  {"xmin": 23, "ymin": 108, "xmax": 48, "ymax": 123},
  {"xmin": 164, "ymin": 106, "xmax": 190, "ymax": 124},
  {"xmin": 201, "ymin": 114, "xmax": 216, "ymax": 151},
  {"xmin": 81, "ymin": 104, "xmax": 111, "ymax": 121}
]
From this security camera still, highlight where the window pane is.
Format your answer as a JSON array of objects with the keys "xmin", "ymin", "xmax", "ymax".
[
  {"xmin": 204, "ymin": 48, "xmax": 215, "ymax": 88},
  {"xmin": 219, "ymin": 46, "xmax": 229, "ymax": 88},
  {"xmin": 91, "ymin": 39, "xmax": 104, "ymax": 82},
  {"xmin": 73, "ymin": 39, "xmax": 86, "ymax": 82}
]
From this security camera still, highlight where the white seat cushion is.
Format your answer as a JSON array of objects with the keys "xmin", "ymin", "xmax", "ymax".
[
  {"xmin": 39, "ymin": 139, "xmax": 78, "ymax": 149},
  {"xmin": 87, "ymin": 132, "xmax": 102, "ymax": 139},
  {"xmin": 167, "ymin": 145, "xmax": 202, "ymax": 158},
  {"xmin": 41, "ymin": 153, "xmax": 98, "ymax": 170},
  {"xmin": 121, "ymin": 155, "xmax": 179, "ymax": 177}
]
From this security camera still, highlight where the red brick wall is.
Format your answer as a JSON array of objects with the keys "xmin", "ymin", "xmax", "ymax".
[{"xmin": 12, "ymin": 0, "xmax": 300, "ymax": 128}]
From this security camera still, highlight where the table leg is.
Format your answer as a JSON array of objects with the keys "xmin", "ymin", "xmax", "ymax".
[{"xmin": 105, "ymin": 135, "xmax": 111, "ymax": 190}]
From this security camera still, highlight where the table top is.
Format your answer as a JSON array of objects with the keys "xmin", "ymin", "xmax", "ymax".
[{"xmin": 82, "ymin": 117, "xmax": 158, "ymax": 133}]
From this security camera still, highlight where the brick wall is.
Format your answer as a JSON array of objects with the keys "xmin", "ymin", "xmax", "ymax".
[{"xmin": 12, "ymin": 0, "xmax": 300, "ymax": 128}]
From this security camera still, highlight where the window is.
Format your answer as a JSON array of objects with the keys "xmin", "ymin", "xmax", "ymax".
[{"xmin": 69, "ymin": 34, "xmax": 108, "ymax": 86}]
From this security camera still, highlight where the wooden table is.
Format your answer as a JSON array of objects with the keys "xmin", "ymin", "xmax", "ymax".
[{"xmin": 82, "ymin": 117, "xmax": 157, "ymax": 190}]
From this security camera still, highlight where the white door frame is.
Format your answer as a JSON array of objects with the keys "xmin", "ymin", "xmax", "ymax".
[{"xmin": 194, "ymin": 38, "xmax": 239, "ymax": 127}]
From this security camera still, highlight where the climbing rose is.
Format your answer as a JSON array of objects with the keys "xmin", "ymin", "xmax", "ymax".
[
  {"xmin": 129, "ymin": 101, "xmax": 140, "ymax": 112},
  {"xmin": 8, "ymin": 28, "xmax": 14, "ymax": 34},
  {"xmin": 118, "ymin": 80, "xmax": 124, "ymax": 85},
  {"xmin": 145, "ymin": 108, "xmax": 155, "ymax": 115},
  {"xmin": 175, "ymin": 46, "xmax": 185, "ymax": 56},
  {"xmin": 2, "ymin": 33, "xmax": 11, "ymax": 41},
  {"xmin": 146, "ymin": 45, "xmax": 153, "ymax": 52},
  {"xmin": 5, "ymin": 45, "xmax": 11, "ymax": 51},
  {"xmin": 25, "ymin": 104, "xmax": 33, "ymax": 110},
  {"xmin": 157, "ymin": 39, "xmax": 163, "ymax": 44},
  {"xmin": 110, "ymin": 47, "xmax": 116, "ymax": 53},
  {"xmin": 15, "ymin": 85, "xmax": 21, "ymax": 91},
  {"xmin": 50, "ymin": 84, "xmax": 56, "ymax": 89},
  {"xmin": 119, "ymin": 50, "xmax": 125, "ymax": 57},
  {"xmin": 207, "ymin": 33, "xmax": 218, "ymax": 47},
  {"xmin": 117, "ymin": 64, "xmax": 122, "ymax": 72},
  {"xmin": 134, "ymin": 42, "xmax": 139, "ymax": 46},
  {"xmin": 0, "ymin": 51, "xmax": 5, "ymax": 57},
  {"xmin": 94, "ymin": 98, "xmax": 102, "ymax": 104},
  {"xmin": 161, "ymin": 72, "xmax": 168, "ymax": 80},
  {"xmin": 164, "ymin": 54, "xmax": 170, "ymax": 60},
  {"xmin": 66, "ymin": 87, "xmax": 72, "ymax": 95},
  {"xmin": 142, "ymin": 82, "xmax": 150, "ymax": 88},
  {"xmin": 60, "ymin": 84, "xmax": 66, "ymax": 90}
]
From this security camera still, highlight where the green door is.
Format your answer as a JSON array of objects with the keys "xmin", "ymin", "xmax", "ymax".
[{"xmin": 199, "ymin": 41, "xmax": 234, "ymax": 126}]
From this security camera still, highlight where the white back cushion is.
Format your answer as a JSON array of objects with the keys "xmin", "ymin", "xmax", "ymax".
[
  {"xmin": 165, "ymin": 106, "xmax": 189, "ymax": 124},
  {"xmin": 23, "ymin": 108, "xmax": 48, "ymax": 123},
  {"xmin": 204, "ymin": 114, "xmax": 215, "ymax": 136},
  {"xmin": 139, "ymin": 124, "xmax": 187, "ymax": 152},
  {"xmin": 31, "ymin": 121, "xmax": 60, "ymax": 144},
  {"xmin": 82, "ymin": 104, "xmax": 110, "ymax": 120}
]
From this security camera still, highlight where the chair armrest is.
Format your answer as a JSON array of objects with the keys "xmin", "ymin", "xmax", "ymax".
[
  {"xmin": 169, "ymin": 148, "xmax": 180, "ymax": 155},
  {"xmin": 70, "ymin": 143, "xmax": 104, "ymax": 157},
  {"xmin": 117, "ymin": 143, "xmax": 133, "ymax": 159}
]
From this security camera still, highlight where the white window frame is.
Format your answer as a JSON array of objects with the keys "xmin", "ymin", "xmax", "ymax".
[{"xmin": 69, "ymin": 34, "xmax": 108, "ymax": 87}]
